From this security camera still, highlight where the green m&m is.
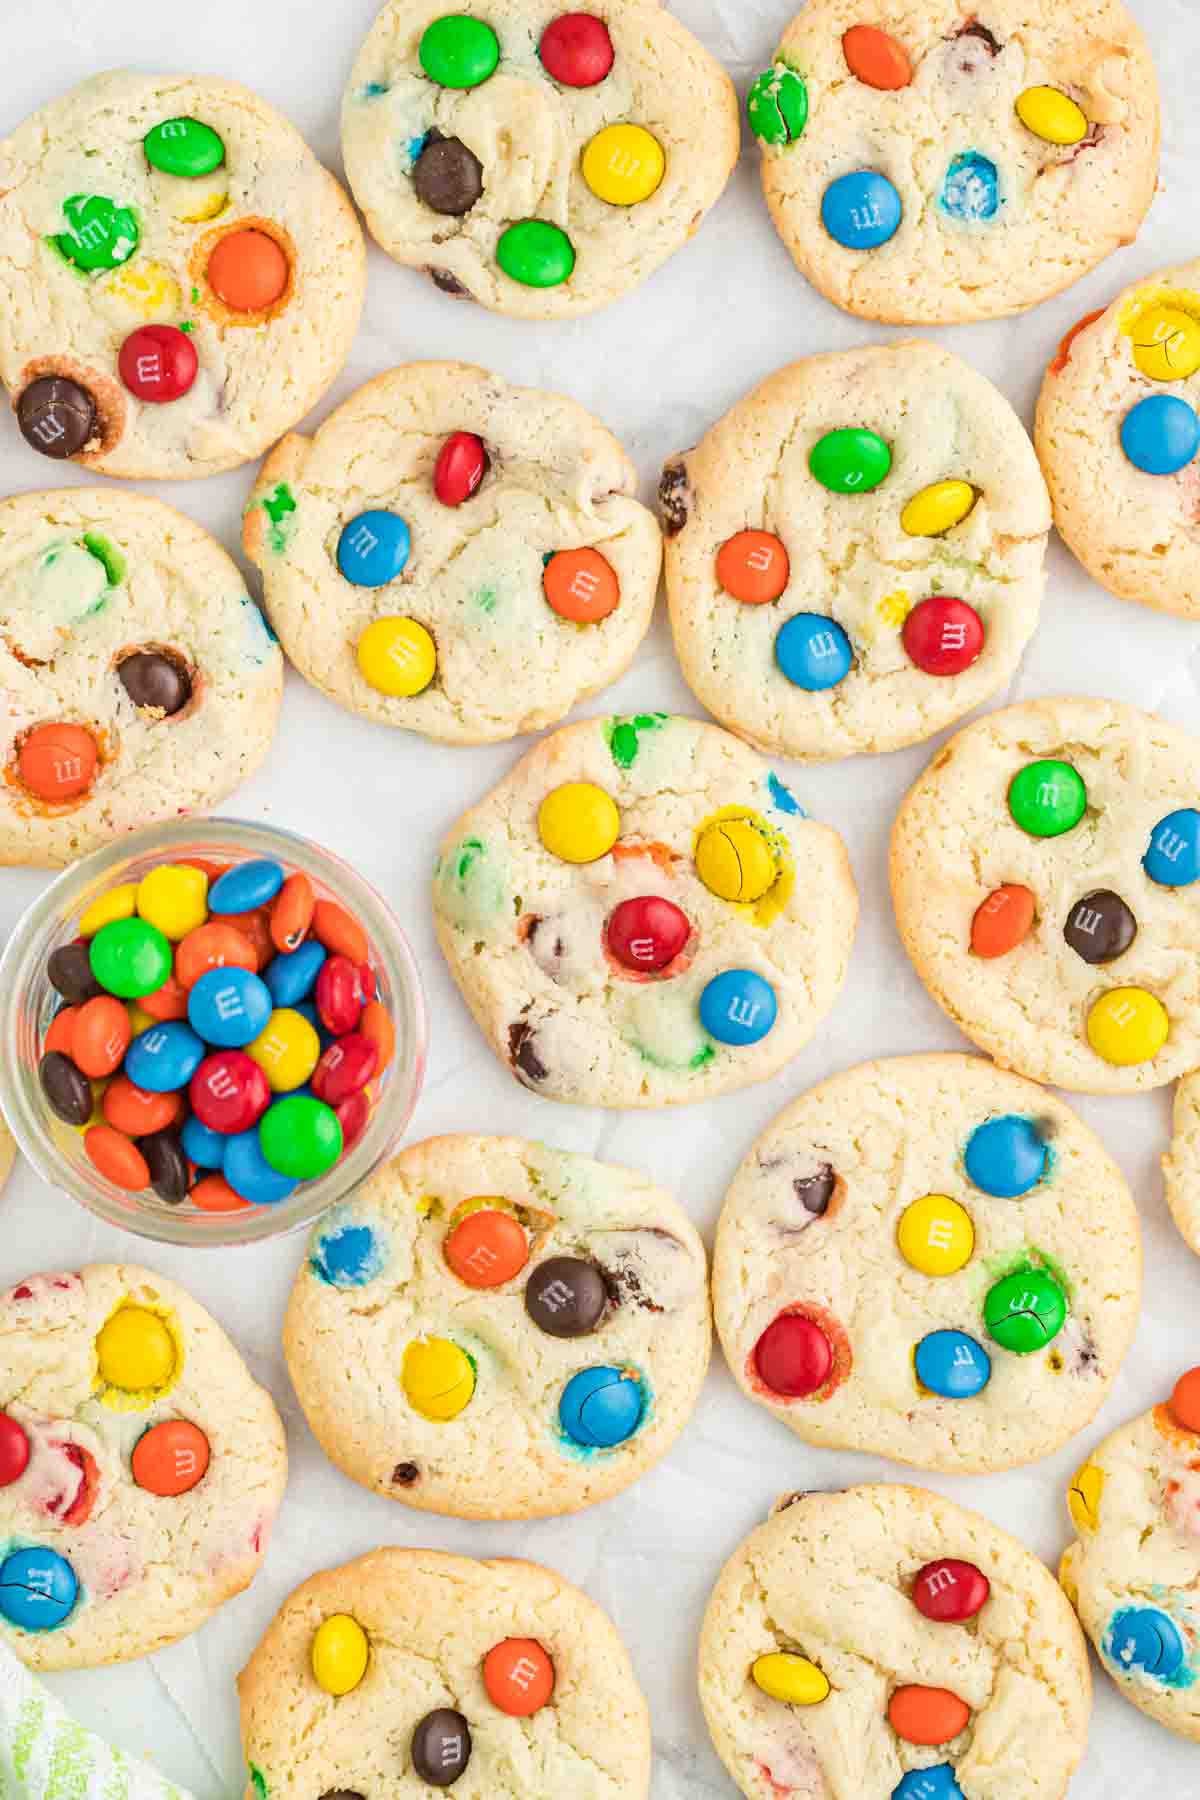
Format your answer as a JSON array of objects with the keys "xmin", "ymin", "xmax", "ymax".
[
  {"xmin": 144, "ymin": 118, "xmax": 226, "ymax": 179},
  {"xmin": 983, "ymin": 1267, "xmax": 1067, "ymax": 1354},
  {"xmin": 54, "ymin": 195, "xmax": 139, "ymax": 272},
  {"xmin": 809, "ymin": 427, "xmax": 892, "ymax": 494},
  {"xmin": 259, "ymin": 1093, "xmax": 343, "ymax": 1179},
  {"xmin": 496, "ymin": 219, "xmax": 575, "ymax": 288},
  {"xmin": 88, "ymin": 918, "xmax": 172, "ymax": 999},
  {"xmin": 747, "ymin": 64, "xmax": 809, "ymax": 145},
  {"xmin": 419, "ymin": 14, "xmax": 500, "ymax": 88},
  {"xmin": 1008, "ymin": 759, "xmax": 1087, "ymax": 838}
]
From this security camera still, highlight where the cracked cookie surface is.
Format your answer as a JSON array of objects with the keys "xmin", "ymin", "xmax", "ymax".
[{"xmin": 662, "ymin": 342, "xmax": 1049, "ymax": 760}]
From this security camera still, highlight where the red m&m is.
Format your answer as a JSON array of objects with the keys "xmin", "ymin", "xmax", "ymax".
[
  {"xmin": 539, "ymin": 13, "xmax": 614, "ymax": 86},
  {"xmin": 312, "ymin": 1033, "xmax": 377, "ymax": 1106},
  {"xmin": 606, "ymin": 896, "xmax": 690, "ymax": 972},
  {"xmin": 118, "ymin": 325, "xmax": 198, "ymax": 403},
  {"xmin": 902, "ymin": 597, "xmax": 984, "ymax": 676},
  {"xmin": 912, "ymin": 1557, "xmax": 990, "ymax": 1623},
  {"xmin": 189, "ymin": 1050, "xmax": 270, "ymax": 1134},
  {"xmin": 434, "ymin": 431, "xmax": 488, "ymax": 505},
  {"xmin": 753, "ymin": 1314, "xmax": 832, "ymax": 1398},
  {"xmin": 0, "ymin": 1413, "xmax": 30, "ymax": 1487}
]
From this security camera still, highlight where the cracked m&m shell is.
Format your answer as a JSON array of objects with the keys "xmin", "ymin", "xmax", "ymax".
[
  {"xmin": 747, "ymin": 64, "xmax": 808, "ymax": 144},
  {"xmin": 983, "ymin": 1267, "xmax": 1066, "ymax": 1353},
  {"xmin": 559, "ymin": 1365, "xmax": 645, "ymax": 1447},
  {"xmin": 0, "ymin": 1548, "xmax": 78, "ymax": 1631},
  {"xmin": 1107, "ymin": 1606, "xmax": 1185, "ymax": 1680}
]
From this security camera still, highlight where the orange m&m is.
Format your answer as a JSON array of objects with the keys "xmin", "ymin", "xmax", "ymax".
[
  {"xmin": 72, "ymin": 995, "xmax": 132, "ymax": 1078},
  {"xmin": 191, "ymin": 1173, "xmax": 250, "ymax": 1213},
  {"xmin": 444, "ymin": 1208, "xmax": 529, "ymax": 1288},
  {"xmin": 84, "ymin": 1125, "xmax": 150, "ymax": 1191},
  {"xmin": 132, "ymin": 1419, "xmax": 211, "ymax": 1496},
  {"xmin": 270, "ymin": 872, "xmax": 315, "ymax": 953},
  {"xmin": 17, "ymin": 723, "xmax": 99, "ymax": 801},
  {"xmin": 843, "ymin": 24, "xmax": 912, "ymax": 89},
  {"xmin": 970, "ymin": 884, "xmax": 1036, "ymax": 959},
  {"xmin": 175, "ymin": 922, "xmax": 258, "ymax": 990},
  {"xmin": 359, "ymin": 1000, "xmax": 395, "ymax": 1071},
  {"xmin": 44, "ymin": 1007, "xmax": 79, "ymax": 1055},
  {"xmin": 207, "ymin": 229, "xmax": 288, "ymax": 312},
  {"xmin": 312, "ymin": 900, "xmax": 369, "ymax": 965},
  {"xmin": 102, "ymin": 1074, "xmax": 183, "ymax": 1137},
  {"xmin": 716, "ymin": 530, "xmax": 789, "ymax": 605},
  {"xmin": 1168, "ymin": 1366, "xmax": 1200, "ymax": 1434},
  {"xmin": 543, "ymin": 548, "xmax": 620, "ymax": 623},
  {"xmin": 483, "ymin": 1638, "xmax": 555, "ymax": 1716},
  {"xmin": 887, "ymin": 1684, "xmax": 970, "ymax": 1746},
  {"xmin": 140, "ymin": 972, "xmax": 190, "ymax": 1021}
]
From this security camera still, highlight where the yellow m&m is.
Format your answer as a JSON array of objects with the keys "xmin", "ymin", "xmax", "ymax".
[
  {"xmin": 1015, "ymin": 86, "xmax": 1088, "ymax": 146},
  {"xmin": 311, "ymin": 1614, "xmax": 369, "ymax": 1696},
  {"xmin": 751, "ymin": 1652, "xmax": 830, "ymax": 1706},
  {"xmin": 900, "ymin": 480, "xmax": 977, "ymax": 538},
  {"xmin": 136, "ymin": 865, "xmax": 208, "ymax": 941},
  {"xmin": 402, "ymin": 1337, "xmax": 476, "ymax": 1421},
  {"xmin": 79, "ymin": 883, "xmax": 137, "ymax": 939},
  {"xmin": 247, "ymin": 1007, "xmax": 321, "ymax": 1092},
  {"xmin": 357, "ymin": 617, "xmax": 436, "ymax": 698},
  {"xmin": 96, "ymin": 1306, "xmax": 177, "ymax": 1392},
  {"xmin": 896, "ymin": 1194, "xmax": 974, "ymax": 1277},
  {"xmin": 1068, "ymin": 1460, "xmax": 1105, "ymax": 1533},
  {"xmin": 695, "ymin": 818, "xmax": 776, "ymax": 903},
  {"xmin": 1130, "ymin": 305, "xmax": 1200, "ymax": 382},
  {"xmin": 537, "ymin": 782, "xmax": 620, "ymax": 863},
  {"xmin": 102, "ymin": 259, "xmax": 183, "ymax": 319},
  {"xmin": 1086, "ymin": 987, "xmax": 1168, "ymax": 1066},
  {"xmin": 581, "ymin": 124, "xmax": 665, "ymax": 206}
]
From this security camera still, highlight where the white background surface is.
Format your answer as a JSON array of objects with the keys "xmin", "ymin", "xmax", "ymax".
[{"xmin": 1, "ymin": 1, "xmax": 1198, "ymax": 1794}]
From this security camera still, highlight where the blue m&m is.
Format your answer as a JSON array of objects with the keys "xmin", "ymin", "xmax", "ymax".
[
  {"xmin": 125, "ymin": 1021, "xmax": 206, "ymax": 1093},
  {"xmin": 209, "ymin": 859, "xmax": 284, "ymax": 915},
  {"xmin": 915, "ymin": 1330, "xmax": 991, "ymax": 1398},
  {"xmin": 1107, "ymin": 1606, "xmax": 1185, "ymax": 1680},
  {"xmin": 821, "ymin": 170, "xmax": 902, "ymax": 250},
  {"xmin": 312, "ymin": 1219, "xmax": 386, "ymax": 1287},
  {"xmin": 1144, "ymin": 809, "xmax": 1200, "ymax": 887},
  {"xmin": 264, "ymin": 939, "xmax": 327, "ymax": 1008},
  {"xmin": 187, "ymin": 968, "xmax": 273, "ymax": 1049},
  {"xmin": 699, "ymin": 970, "xmax": 778, "ymax": 1046},
  {"xmin": 940, "ymin": 151, "xmax": 998, "ymax": 222},
  {"xmin": 223, "ymin": 1128, "xmax": 298, "ymax": 1205},
  {"xmin": 181, "ymin": 1114, "xmax": 226, "ymax": 1169},
  {"xmin": 775, "ymin": 614, "xmax": 853, "ymax": 690},
  {"xmin": 559, "ymin": 1366, "xmax": 645, "ymax": 1448},
  {"xmin": 963, "ymin": 1115, "xmax": 1047, "ymax": 1198},
  {"xmin": 892, "ymin": 1768, "xmax": 964, "ymax": 1800},
  {"xmin": 0, "ymin": 1547, "xmax": 78, "ymax": 1630},
  {"xmin": 1120, "ymin": 395, "xmax": 1200, "ymax": 476},
  {"xmin": 337, "ymin": 510, "xmax": 412, "ymax": 587}
]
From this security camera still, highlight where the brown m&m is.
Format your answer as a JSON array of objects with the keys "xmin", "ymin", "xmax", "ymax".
[
  {"xmin": 525, "ymin": 1255, "xmax": 608, "ymax": 1337},
  {"xmin": 793, "ymin": 1165, "xmax": 835, "ymax": 1216},
  {"xmin": 16, "ymin": 376, "xmax": 97, "ymax": 459},
  {"xmin": 413, "ymin": 133, "xmax": 484, "ymax": 215},
  {"xmin": 118, "ymin": 652, "xmax": 192, "ymax": 715},
  {"xmin": 1063, "ymin": 890, "xmax": 1137, "ymax": 964},
  {"xmin": 410, "ymin": 1708, "xmax": 472, "ymax": 1786}
]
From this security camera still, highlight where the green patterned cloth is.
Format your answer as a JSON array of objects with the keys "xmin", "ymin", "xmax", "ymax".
[{"xmin": 0, "ymin": 1646, "xmax": 194, "ymax": 1800}]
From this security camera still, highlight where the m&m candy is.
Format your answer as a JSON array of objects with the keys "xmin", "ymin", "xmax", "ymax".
[
  {"xmin": 901, "ymin": 481, "xmax": 976, "ymax": 538},
  {"xmin": 190, "ymin": 1050, "xmax": 271, "ymax": 1133},
  {"xmin": 419, "ymin": 14, "xmax": 500, "ymax": 87},
  {"xmin": 16, "ymin": 377, "xmax": 97, "ymax": 459},
  {"xmin": 914, "ymin": 1330, "xmax": 990, "ymax": 1398},
  {"xmin": 131, "ymin": 1420, "xmax": 211, "ymax": 1495},
  {"xmin": 912, "ymin": 1558, "xmax": 989, "ymax": 1623},
  {"xmin": 888, "ymin": 1685, "xmax": 970, "ymax": 1746},
  {"xmin": 902, "ymin": 598, "xmax": 983, "ymax": 677},
  {"xmin": 1015, "ymin": 86, "xmax": 1088, "ymax": 145},
  {"xmin": 752, "ymin": 1652, "xmax": 829, "ymax": 1705},
  {"xmin": 188, "ymin": 968, "xmax": 273, "ymax": 1048},
  {"xmin": 1143, "ymin": 809, "xmax": 1200, "ymax": 886},
  {"xmin": 695, "ymin": 817, "xmax": 776, "ymax": 903},
  {"xmin": 483, "ymin": 1638, "xmax": 554, "ymax": 1716},
  {"xmin": 1168, "ymin": 1365, "xmax": 1200, "ymax": 1433},
  {"xmin": 753, "ymin": 1314, "xmax": 832, "ymax": 1398},
  {"xmin": 1130, "ymin": 305, "xmax": 1200, "ymax": 382},
  {"xmin": 90, "ymin": 918, "xmax": 173, "ymax": 999},
  {"xmin": 259, "ymin": 1093, "xmax": 342, "ymax": 1178},
  {"xmin": 606, "ymin": 896, "xmax": 690, "ymax": 972},
  {"xmin": 411, "ymin": 1708, "xmax": 473, "ymax": 1787},
  {"xmin": 820, "ymin": 170, "xmax": 902, "ymax": 251},
  {"xmin": 224, "ymin": 1129, "xmax": 298, "ymax": 1205},
  {"xmin": 264, "ymin": 939, "xmax": 326, "ymax": 1007},
  {"xmin": 125, "ymin": 1021, "xmax": 206, "ymax": 1093},
  {"xmin": 1068, "ymin": 1460, "xmax": 1105, "ymax": 1532},
  {"xmin": 543, "ymin": 547, "xmax": 620, "ymax": 623},
  {"xmin": 892, "ymin": 1769, "xmax": 964, "ymax": 1800},
  {"xmin": 96, "ymin": 1306, "xmax": 176, "ymax": 1391},
  {"xmin": 357, "ymin": 617, "xmax": 437, "ymax": 696},
  {"xmin": 525, "ymin": 1256, "xmax": 608, "ymax": 1336},
  {"xmin": 1086, "ymin": 987, "xmax": 1169, "ymax": 1066},
  {"xmin": 983, "ymin": 1267, "xmax": 1066, "ymax": 1353},
  {"xmin": 747, "ymin": 64, "xmax": 808, "ymax": 144},
  {"xmin": 55, "ymin": 194, "xmax": 139, "ymax": 271},
  {"xmin": 144, "ymin": 117, "xmax": 226, "ymax": 178},
  {"xmin": 963, "ymin": 1115, "xmax": 1046, "ymax": 1198},
  {"xmin": 699, "ymin": 969, "xmax": 778, "ymax": 1046},
  {"xmin": 809, "ymin": 427, "xmax": 891, "ymax": 494},
  {"xmin": 18, "ymin": 722, "xmax": 99, "ymax": 802},
  {"xmin": 581, "ymin": 125, "xmax": 665, "ymax": 206},
  {"xmin": 434, "ymin": 431, "xmax": 488, "ymax": 505},
  {"xmin": 843, "ymin": 24, "xmax": 911, "ymax": 89},
  {"xmin": 1007, "ymin": 759, "xmax": 1086, "ymax": 837},
  {"xmin": 337, "ymin": 511, "xmax": 412, "ymax": 587},
  {"xmin": 137, "ymin": 866, "xmax": 209, "ymax": 941},
  {"xmin": 85, "ymin": 1125, "xmax": 151, "ymax": 1191},
  {"xmin": 896, "ymin": 1195, "xmax": 974, "ymax": 1277},
  {"xmin": 443, "ymin": 1208, "xmax": 528, "ymax": 1287},
  {"xmin": 716, "ymin": 530, "xmax": 789, "ymax": 604},
  {"xmin": 0, "ymin": 1413, "xmax": 31, "ymax": 1486},
  {"xmin": 118, "ymin": 326, "xmax": 198, "ymax": 403},
  {"xmin": 537, "ymin": 782, "xmax": 619, "ymax": 862},
  {"xmin": 402, "ymin": 1336, "xmax": 475, "ymax": 1420},
  {"xmin": 1121, "ymin": 394, "xmax": 1200, "ymax": 476},
  {"xmin": 207, "ymin": 229, "xmax": 289, "ymax": 312},
  {"xmin": 496, "ymin": 220, "xmax": 575, "ymax": 288},
  {"xmin": 559, "ymin": 1365, "xmax": 645, "ymax": 1447},
  {"xmin": 311, "ymin": 1614, "xmax": 369, "ymax": 1695},
  {"xmin": 776, "ymin": 614, "xmax": 853, "ymax": 690},
  {"xmin": 971, "ymin": 885, "xmax": 1035, "ymax": 959},
  {"xmin": 940, "ymin": 151, "xmax": 999, "ymax": 223},
  {"xmin": 312, "ymin": 1034, "xmax": 377, "ymax": 1107},
  {"xmin": 540, "ymin": 14, "xmax": 614, "ymax": 87},
  {"xmin": 1107, "ymin": 1607, "xmax": 1185, "ymax": 1679},
  {"xmin": 0, "ymin": 1548, "xmax": 78, "ymax": 1630}
]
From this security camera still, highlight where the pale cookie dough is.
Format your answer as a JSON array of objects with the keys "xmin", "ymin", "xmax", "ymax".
[
  {"xmin": 285, "ymin": 1134, "xmax": 709, "ymax": 1518},
  {"xmin": 661, "ymin": 342, "xmax": 1049, "ymax": 760},
  {"xmin": 712, "ymin": 1054, "xmax": 1139, "ymax": 1474},
  {"xmin": 891, "ymin": 696, "xmax": 1200, "ymax": 1092},
  {"xmin": 341, "ymin": 0, "xmax": 738, "ymax": 318},
  {"xmin": 0, "ymin": 71, "xmax": 365, "ymax": 480},
  {"xmin": 1036, "ymin": 261, "xmax": 1200, "ymax": 619},
  {"xmin": 244, "ymin": 362, "xmax": 661, "ymax": 744},
  {"xmin": 0, "ymin": 488, "xmax": 283, "ymax": 866},
  {"xmin": 700, "ymin": 1484, "xmax": 1091, "ymax": 1800},
  {"xmin": 753, "ymin": 0, "xmax": 1159, "ymax": 325},
  {"xmin": 433, "ymin": 714, "xmax": 857, "ymax": 1107},
  {"xmin": 0, "ymin": 1263, "xmax": 287, "ymax": 1671},
  {"xmin": 1061, "ymin": 1370, "xmax": 1200, "ymax": 1740},
  {"xmin": 238, "ymin": 1548, "xmax": 651, "ymax": 1798},
  {"xmin": 1163, "ymin": 1072, "xmax": 1200, "ymax": 1255}
]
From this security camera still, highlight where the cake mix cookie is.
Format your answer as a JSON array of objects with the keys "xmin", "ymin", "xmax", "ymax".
[
  {"xmin": 712, "ymin": 1054, "xmax": 1139, "ymax": 1474},
  {"xmin": 340, "ymin": 0, "xmax": 738, "ymax": 318},
  {"xmin": 892, "ymin": 697, "xmax": 1200, "ymax": 1092},
  {"xmin": 433, "ymin": 714, "xmax": 857, "ymax": 1106},
  {"xmin": 1164, "ymin": 1073, "xmax": 1200, "ymax": 1256},
  {"xmin": 1036, "ymin": 262, "xmax": 1200, "ymax": 619},
  {"xmin": 238, "ymin": 1547, "xmax": 651, "ymax": 1797},
  {"xmin": 700, "ymin": 1484, "xmax": 1091, "ymax": 1800},
  {"xmin": 749, "ymin": 0, "xmax": 1159, "ymax": 325},
  {"xmin": 1060, "ymin": 1366, "xmax": 1200, "ymax": 1740},
  {"xmin": 244, "ymin": 363, "xmax": 661, "ymax": 744},
  {"xmin": 661, "ymin": 343, "xmax": 1050, "ymax": 760},
  {"xmin": 0, "ymin": 71, "xmax": 365, "ymax": 480},
  {"xmin": 284, "ymin": 1133, "xmax": 708, "ymax": 1518},
  {"xmin": 0, "ymin": 489, "xmax": 282, "ymax": 866},
  {"xmin": 0, "ymin": 1262, "xmax": 287, "ymax": 1671}
]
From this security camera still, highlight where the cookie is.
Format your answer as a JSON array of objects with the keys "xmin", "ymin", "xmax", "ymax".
[
  {"xmin": 0, "ymin": 72, "xmax": 364, "ymax": 480},
  {"xmin": 1061, "ymin": 1366, "xmax": 1200, "ymax": 1740},
  {"xmin": 749, "ymin": 0, "xmax": 1159, "ymax": 325},
  {"xmin": 661, "ymin": 343, "xmax": 1050, "ymax": 761},
  {"xmin": 0, "ymin": 488, "xmax": 283, "ymax": 866},
  {"xmin": 238, "ymin": 1547, "xmax": 651, "ymax": 1797},
  {"xmin": 433, "ymin": 714, "xmax": 857, "ymax": 1106},
  {"xmin": 1164, "ymin": 1073, "xmax": 1200, "ymax": 1256},
  {"xmin": 701, "ymin": 1483, "xmax": 1090, "ymax": 1800},
  {"xmin": 244, "ymin": 363, "xmax": 661, "ymax": 744},
  {"xmin": 712, "ymin": 1053, "xmax": 1139, "ymax": 1474},
  {"xmin": 285, "ymin": 1133, "xmax": 708, "ymax": 1518},
  {"xmin": 340, "ymin": 0, "xmax": 738, "ymax": 318},
  {"xmin": 1036, "ymin": 264, "xmax": 1200, "ymax": 619},
  {"xmin": 891, "ymin": 696, "xmax": 1200, "ymax": 1092},
  {"xmin": 0, "ymin": 1263, "xmax": 286, "ymax": 1671}
]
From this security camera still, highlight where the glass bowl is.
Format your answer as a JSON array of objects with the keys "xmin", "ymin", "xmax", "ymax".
[{"xmin": 0, "ymin": 818, "xmax": 427, "ymax": 1246}]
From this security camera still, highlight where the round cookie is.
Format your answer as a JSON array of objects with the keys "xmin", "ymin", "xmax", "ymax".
[
  {"xmin": 1164, "ymin": 1072, "xmax": 1200, "ymax": 1255},
  {"xmin": 340, "ymin": 0, "xmax": 738, "ymax": 318},
  {"xmin": 432, "ymin": 714, "xmax": 857, "ymax": 1106},
  {"xmin": 712, "ymin": 1054, "xmax": 1140, "ymax": 1474},
  {"xmin": 661, "ymin": 342, "xmax": 1050, "ymax": 760},
  {"xmin": 700, "ymin": 1484, "xmax": 1091, "ymax": 1800},
  {"xmin": 0, "ymin": 488, "xmax": 282, "ymax": 866},
  {"xmin": 244, "ymin": 363, "xmax": 661, "ymax": 744},
  {"xmin": 1036, "ymin": 262, "xmax": 1200, "ymax": 619},
  {"xmin": 1061, "ymin": 1367, "xmax": 1200, "ymax": 1740},
  {"xmin": 284, "ymin": 1133, "xmax": 710, "ymax": 1518},
  {"xmin": 750, "ymin": 0, "xmax": 1159, "ymax": 325},
  {"xmin": 238, "ymin": 1547, "xmax": 651, "ymax": 1797},
  {"xmin": 0, "ymin": 1262, "xmax": 286, "ymax": 1671},
  {"xmin": 0, "ymin": 72, "xmax": 365, "ymax": 480},
  {"xmin": 891, "ymin": 696, "xmax": 1200, "ymax": 1092}
]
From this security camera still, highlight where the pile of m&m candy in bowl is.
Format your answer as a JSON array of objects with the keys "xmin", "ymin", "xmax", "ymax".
[{"xmin": 0, "ymin": 822, "xmax": 426, "ymax": 1245}]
